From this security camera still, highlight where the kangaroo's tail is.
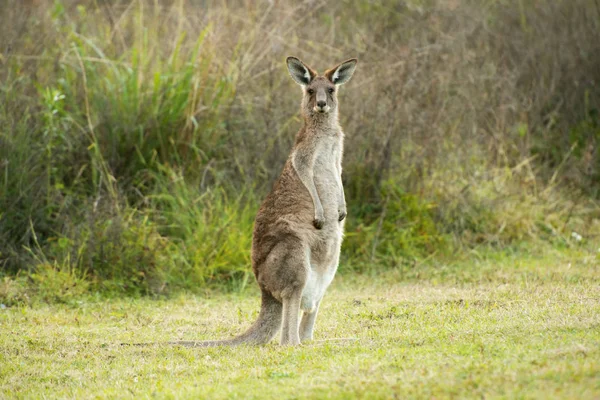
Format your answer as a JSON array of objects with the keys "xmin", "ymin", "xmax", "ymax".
[{"xmin": 165, "ymin": 290, "xmax": 282, "ymax": 347}]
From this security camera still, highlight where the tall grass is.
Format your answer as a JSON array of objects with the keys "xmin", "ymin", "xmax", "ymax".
[{"xmin": 1, "ymin": 0, "xmax": 599, "ymax": 303}]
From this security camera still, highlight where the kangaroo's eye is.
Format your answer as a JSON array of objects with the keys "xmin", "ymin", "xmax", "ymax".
[
  {"xmin": 307, "ymin": 89, "xmax": 314, "ymax": 95},
  {"xmin": 328, "ymin": 88, "xmax": 335, "ymax": 94}
]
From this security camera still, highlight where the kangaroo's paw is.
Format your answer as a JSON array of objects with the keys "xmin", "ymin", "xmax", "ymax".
[{"xmin": 313, "ymin": 218, "xmax": 324, "ymax": 229}]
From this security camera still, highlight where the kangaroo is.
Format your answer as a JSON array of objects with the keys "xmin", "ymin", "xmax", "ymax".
[{"xmin": 172, "ymin": 57, "xmax": 357, "ymax": 346}]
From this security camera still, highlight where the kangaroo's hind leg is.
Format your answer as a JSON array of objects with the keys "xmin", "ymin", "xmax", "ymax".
[
  {"xmin": 279, "ymin": 241, "xmax": 310, "ymax": 346},
  {"xmin": 280, "ymin": 289, "xmax": 303, "ymax": 345},
  {"xmin": 259, "ymin": 236, "xmax": 309, "ymax": 346},
  {"xmin": 299, "ymin": 299, "xmax": 320, "ymax": 342},
  {"xmin": 300, "ymin": 238, "xmax": 341, "ymax": 343}
]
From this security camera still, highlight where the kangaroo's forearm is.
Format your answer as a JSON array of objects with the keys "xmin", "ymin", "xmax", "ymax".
[
  {"xmin": 292, "ymin": 151, "xmax": 324, "ymax": 221},
  {"xmin": 300, "ymin": 173, "xmax": 323, "ymax": 212},
  {"xmin": 339, "ymin": 183, "xmax": 346, "ymax": 206},
  {"xmin": 336, "ymin": 155, "xmax": 347, "ymax": 221}
]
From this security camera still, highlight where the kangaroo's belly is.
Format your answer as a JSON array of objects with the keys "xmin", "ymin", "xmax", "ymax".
[{"xmin": 301, "ymin": 256, "xmax": 338, "ymax": 312}]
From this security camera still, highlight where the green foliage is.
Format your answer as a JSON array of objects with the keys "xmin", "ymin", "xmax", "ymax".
[
  {"xmin": 345, "ymin": 180, "xmax": 446, "ymax": 270},
  {"xmin": 144, "ymin": 169, "xmax": 256, "ymax": 290},
  {"xmin": 40, "ymin": 212, "xmax": 172, "ymax": 296},
  {"xmin": 20, "ymin": 180, "xmax": 257, "ymax": 299},
  {"xmin": 27, "ymin": 262, "xmax": 89, "ymax": 304},
  {"xmin": 0, "ymin": 275, "xmax": 30, "ymax": 306},
  {"xmin": 0, "ymin": 0, "xmax": 599, "ymax": 303}
]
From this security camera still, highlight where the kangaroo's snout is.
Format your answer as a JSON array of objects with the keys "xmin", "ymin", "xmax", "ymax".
[
  {"xmin": 314, "ymin": 88, "xmax": 330, "ymax": 113},
  {"xmin": 314, "ymin": 101, "xmax": 329, "ymax": 113}
]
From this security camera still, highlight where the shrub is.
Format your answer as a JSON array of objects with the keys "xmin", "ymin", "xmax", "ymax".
[{"xmin": 0, "ymin": 0, "xmax": 599, "ymax": 301}]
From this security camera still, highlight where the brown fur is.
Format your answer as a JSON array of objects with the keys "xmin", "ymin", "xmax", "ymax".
[{"xmin": 171, "ymin": 57, "xmax": 357, "ymax": 347}]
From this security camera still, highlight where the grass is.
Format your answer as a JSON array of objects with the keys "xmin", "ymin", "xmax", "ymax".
[
  {"xmin": 0, "ymin": 2, "xmax": 599, "ymax": 396},
  {"xmin": 1, "ymin": 247, "xmax": 599, "ymax": 399}
]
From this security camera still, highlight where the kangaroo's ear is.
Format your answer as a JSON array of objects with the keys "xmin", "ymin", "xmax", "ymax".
[
  {"xmin": 286, "ymin": 57, "xmax": 316, "ymax": 86},
  {"xmin": 325, "ymin": 59, "xmax": 358, "ymax": 85}
]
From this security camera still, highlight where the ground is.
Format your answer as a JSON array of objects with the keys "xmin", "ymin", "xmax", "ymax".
[{"xmin": 1, "ymin": 248, "xmax": 599, "ymax": 399}]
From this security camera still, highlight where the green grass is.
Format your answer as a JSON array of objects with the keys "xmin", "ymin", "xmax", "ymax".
[
  {"xmin": 1, "ymin": 248, "xmax": 598, "ymax": 399},
  {"xmin": 0, "ymin": 2, "xmax": 599, "ymax": 395}
]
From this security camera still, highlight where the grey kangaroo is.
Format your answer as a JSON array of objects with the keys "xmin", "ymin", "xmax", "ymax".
[{"xmin": 174, "ymin": 57, "xmax": 357, "ymax": 346}]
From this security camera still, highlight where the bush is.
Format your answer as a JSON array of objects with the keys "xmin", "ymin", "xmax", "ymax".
[{"xmin": 0, "ymin": 0, "xmax": 599, "ymax": 302}]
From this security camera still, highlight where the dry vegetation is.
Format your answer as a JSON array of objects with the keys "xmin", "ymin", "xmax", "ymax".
[{"xmin": 0, "ymin": 0, "xmax": 599, "ymax": 300}]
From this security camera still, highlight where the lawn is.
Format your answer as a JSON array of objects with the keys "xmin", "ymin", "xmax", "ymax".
[
  {"xmin": 1, "ymin": 248, "xmax": 599, "ymax": 399},
  {"xmin": 1, "ymin": 1, "xmax": 599, "ymax": 398}
]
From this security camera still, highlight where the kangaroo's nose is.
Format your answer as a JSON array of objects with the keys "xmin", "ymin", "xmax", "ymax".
[{"xmin": 317, "ymin": 100, "xmax": 326, "ymax": 108}]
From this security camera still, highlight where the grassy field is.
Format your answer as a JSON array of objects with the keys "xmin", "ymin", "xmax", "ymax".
[
  {"xmin": 1, "ymin": 2, "xmax": 599, "ymax": 398},
  {"xmin": 2, "ymin": 247, "xmax": 598, "ymax": 399}
]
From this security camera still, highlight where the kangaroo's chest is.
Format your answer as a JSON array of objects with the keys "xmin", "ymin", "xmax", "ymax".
[
  {"xmin": 313, "ymin": 137, "xmax": 342, "ymax": 206},
  {"xmin": 314, "ymin": 136, "xmax": 341, "ymax": 170}
]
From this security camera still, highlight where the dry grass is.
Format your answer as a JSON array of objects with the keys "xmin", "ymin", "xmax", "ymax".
[{"xmin": 0, "ymin": 0, "xmax": 599, "ymax": 295}]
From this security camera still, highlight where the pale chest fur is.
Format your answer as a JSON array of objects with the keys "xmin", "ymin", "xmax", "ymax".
[
  {"xmin": 300, "ymin": 132, "xmax": 344, "ymax": 313},
  {"xmin": 312, "ymin": 134, "xmax": 343, "ymax": 219}
]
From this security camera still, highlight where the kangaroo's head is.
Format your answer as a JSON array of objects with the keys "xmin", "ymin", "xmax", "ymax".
[{"xmin": 286, "ymin": 57, "xmax": 357, "ymax": 119}]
